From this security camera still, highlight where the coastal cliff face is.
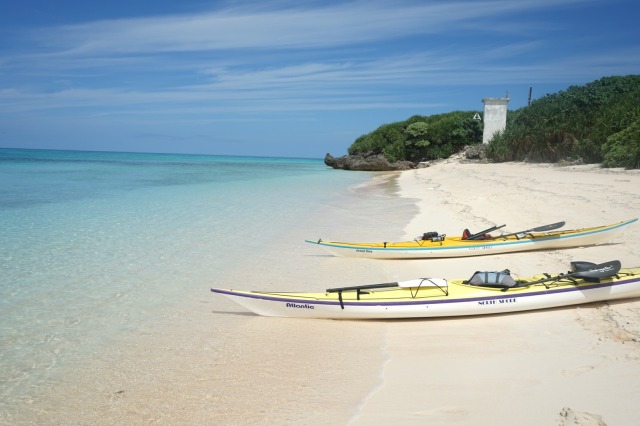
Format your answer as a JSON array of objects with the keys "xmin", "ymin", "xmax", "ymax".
[{"xmin": 323, "ymin": 153, "xmax": 415, "ymax": 171}]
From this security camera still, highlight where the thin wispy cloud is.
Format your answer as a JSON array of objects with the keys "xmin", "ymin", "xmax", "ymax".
[{"xmin": 25, "ymin": 0, "xmax": 590, "ymax": 55}]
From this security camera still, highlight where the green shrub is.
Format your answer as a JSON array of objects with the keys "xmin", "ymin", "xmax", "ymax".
[
  {"xmin": 602, "ymin": 119, "xmax": 640, "ymax": 169},
  {"xmin": 349, "ymin": 111, "xmax": 483, "ymax": 162},
  {"xmin": 486, "ymin": 75, "xmax": 640, "ymax": 168}
]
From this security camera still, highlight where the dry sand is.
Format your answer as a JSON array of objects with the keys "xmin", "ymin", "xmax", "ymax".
[{"xmin": 350, "ymin": 160, "xmax": 640, "ymax": 426}]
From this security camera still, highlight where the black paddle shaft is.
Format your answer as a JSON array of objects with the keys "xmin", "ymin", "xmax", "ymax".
[
  {"xmin": 500, "ymin": 221, "xmax": 566, "ymax": 239},
  {"xmin": 466, "ymin": 224, "xmax": 506, "ymax": 240},
  {"xmin": 326, "ymin": 282, "xmax": 398, "ymax": 293}
]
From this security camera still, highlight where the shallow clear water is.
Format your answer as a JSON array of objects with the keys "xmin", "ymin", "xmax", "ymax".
[{"xmin": 0, "ymin": 148, "xmax": 381, "ymax": 413}]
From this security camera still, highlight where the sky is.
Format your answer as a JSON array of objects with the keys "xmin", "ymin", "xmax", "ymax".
[{"xmin": 1, "ymin": 0, "xmax": 639, "ymax": 158}]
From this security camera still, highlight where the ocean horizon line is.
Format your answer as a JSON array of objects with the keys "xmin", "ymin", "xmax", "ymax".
[{"xmin": 0, "ymin": 146, "xmax": 325, "ymax": 162}]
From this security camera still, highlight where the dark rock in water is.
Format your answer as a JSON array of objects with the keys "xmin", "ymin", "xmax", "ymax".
[{"xmin": 324, "ymin": 153, "xmax": 415, "ymax": 171}]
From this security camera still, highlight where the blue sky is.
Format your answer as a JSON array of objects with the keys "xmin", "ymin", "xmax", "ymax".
[{"xmin": 1, "ymin": 0, "xmax": 638, "ymax": 158}]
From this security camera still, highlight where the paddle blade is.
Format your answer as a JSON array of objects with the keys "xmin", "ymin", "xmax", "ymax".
[
  {"xmin": 530, "ymin": 221, "xmax": 565, "ymax": 232},
  {"xmin": 572, "ymin": 260, "xmax": 621, "ymax": 279},
  {"xmin": 570, "ymin": 261, "xmax": 596, "ymax": 272}
]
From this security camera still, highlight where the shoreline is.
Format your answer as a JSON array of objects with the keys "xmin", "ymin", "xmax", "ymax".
[
  {"xmin": 2, "ymin": 166, "xmax": 400, "ymax": 426},
  {"xmin": 5, "ymin": 158, "xmax": 639, "ymax": 425},
  {"xmin": 351, "ymin": 160, "xmax": 640, "ymax": 425}
]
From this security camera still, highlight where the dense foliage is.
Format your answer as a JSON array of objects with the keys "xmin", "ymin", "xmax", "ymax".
[
  {"xmin": 348, "ymin": 111, "xmax": 483, "ymax": 162},
  {"xmin": 486, "ymin": 75, "xmax": 640, "ymax": 168},
  {"xmin": 347, "ymin": 75, "xmax": 640, "ymax": 169}
]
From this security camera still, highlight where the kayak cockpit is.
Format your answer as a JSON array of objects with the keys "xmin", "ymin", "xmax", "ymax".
[{"xmin": 326, "ymin": 278, "xmax": 449, "ymax": 309}]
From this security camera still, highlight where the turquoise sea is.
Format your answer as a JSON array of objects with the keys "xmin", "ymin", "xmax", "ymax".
[{"xmin": 1, "ymin": 148, "xmax": 409, "ymax": 421}]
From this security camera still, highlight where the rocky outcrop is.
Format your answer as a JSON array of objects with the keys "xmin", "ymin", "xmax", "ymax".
[
  {"xmin": 324, "ymin": 153, "xmax": 415, "ymax": 171},
  {"xmin": 324, "ymin": 145, "xmax": 489, "ymax": 171},
  {"xmin": 463, "ymin": 143, "xmax": 488, "ymax": 161}
]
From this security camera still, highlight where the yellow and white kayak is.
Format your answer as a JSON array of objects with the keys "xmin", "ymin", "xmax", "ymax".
[
  {"xmin": 211, "ymin": 261, "xmax": 640, "ymax": 319},
  {"xmin": 305, "ymin": 218, "xmax": 637, "ymax": 259}
]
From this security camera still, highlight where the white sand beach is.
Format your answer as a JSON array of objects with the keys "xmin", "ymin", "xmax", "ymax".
[
  {"xmin": 10, "ymin": 160, "xmax": 639, "ymax": 426},
  {"xmin": 350, "ymin": 160, "xmax": 640, "ymax": 425}
]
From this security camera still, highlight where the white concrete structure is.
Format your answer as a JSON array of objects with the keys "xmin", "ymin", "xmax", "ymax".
[{"xmin": 482, "ymin": 97, "xmax": 510, "ymax": 144}]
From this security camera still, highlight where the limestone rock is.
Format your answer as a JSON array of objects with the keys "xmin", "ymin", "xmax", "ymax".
[
  {"xmin": 324, "ymin": 153, "xmax": 415, "ymax": 171},
  {"xmin": 463, "ymin": 144, "xmax": 488, "ymax": 160}
]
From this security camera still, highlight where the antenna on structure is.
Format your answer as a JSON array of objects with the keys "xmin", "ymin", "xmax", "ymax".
[{"xmin": 528, "ymin": 87, "xmax": 532, "ymax": 106}]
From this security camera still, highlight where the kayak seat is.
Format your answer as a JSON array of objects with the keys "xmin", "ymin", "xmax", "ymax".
[
  {"xmin": 464, "ymin": 270, "xmax": 517, "ymax": 288},
  {"xmin": 462, "ymin": 229, "xmax": 492, "ymax": 240}
]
